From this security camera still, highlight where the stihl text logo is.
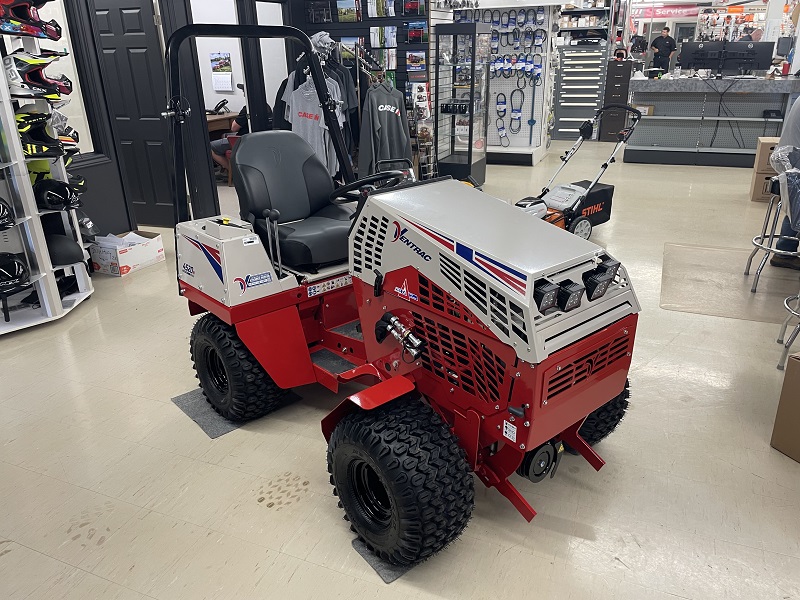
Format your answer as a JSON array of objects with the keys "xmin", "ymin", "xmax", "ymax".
[
  {"xmin": 391, "ymin": 221, "xmax": 432, "ymax": 262},
  {"xmin": 378, "ymin": 104, "xmax": 401, "ymax": 116},
  {"xmin": 582, "ymin": 203, "xmax": 603, "ymax": 217}
]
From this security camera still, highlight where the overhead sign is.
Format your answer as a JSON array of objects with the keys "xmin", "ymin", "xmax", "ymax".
[{"xmin": 631, "ymin": 5, "xmax": 700, "ymax": 19}]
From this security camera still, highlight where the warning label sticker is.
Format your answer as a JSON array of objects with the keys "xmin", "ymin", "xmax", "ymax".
[{"xmin": 503, "ymin": 420, "xmax": 517, "ymax": 443}]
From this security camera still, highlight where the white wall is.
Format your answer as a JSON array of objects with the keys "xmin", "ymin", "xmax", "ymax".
[
  {"xmin": 190, "ymin": 0, "xmax": 287, "ymax": 111},
  {"xmin": 25, "ymin": 1, "xmax": 94, "ymax": 152}
]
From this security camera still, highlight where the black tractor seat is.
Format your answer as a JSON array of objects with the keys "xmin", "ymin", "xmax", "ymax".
[{"xmin": 231, "ymin": 131, "xmax": 354, "ymax": 271}]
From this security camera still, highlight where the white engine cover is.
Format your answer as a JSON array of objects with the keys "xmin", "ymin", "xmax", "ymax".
[{"xmin": 350, "ymin": 179, "xmax": 640, "ymax": 364}]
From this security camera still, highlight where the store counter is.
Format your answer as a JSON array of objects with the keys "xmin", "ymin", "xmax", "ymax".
[{"xmin": 623, "ymin": 77, "xmax": 800, "ymax": 167}]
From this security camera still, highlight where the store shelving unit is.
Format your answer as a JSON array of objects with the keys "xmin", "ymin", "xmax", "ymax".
[
  {"xmin": 0, "ymin": 35, "xmax": 93, "ymax": 335},
  {"xmin": 551, "ymin": 1, "xmax": 617, "ymax": 140}
]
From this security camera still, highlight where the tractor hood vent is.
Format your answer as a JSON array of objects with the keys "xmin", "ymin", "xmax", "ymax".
[{"xmin": 352, "ymin": 215, "xmax": 388, "ymax": 275}]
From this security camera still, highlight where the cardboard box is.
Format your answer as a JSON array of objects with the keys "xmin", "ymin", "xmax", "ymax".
[
  {"xmin": 90, "ymin": 230, "xmax": 165, "ymax": 277},
  {"xmin": 771, "ymin": 353, "xmax": 800, "ymax": 463},
  {"xmin": 754, "ymin": 136, "xmax": 780, "ymax": 174},
  {"xmin": 750, "ymin": 170, "xmax": 778, "ymax": 203},
  {"xmin": 632, "ymin": 104, "xmax": 655, "ymax": 116}
]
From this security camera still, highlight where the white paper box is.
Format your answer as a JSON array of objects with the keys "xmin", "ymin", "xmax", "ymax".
[{"xmin": 90, "ymin": 230, "xmax": 165, "ymax": 276}]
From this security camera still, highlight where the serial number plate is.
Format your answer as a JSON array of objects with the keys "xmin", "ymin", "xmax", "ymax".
[{"xmin": 307, "ymin": 275, "xmax": 353, "ymax": 298}]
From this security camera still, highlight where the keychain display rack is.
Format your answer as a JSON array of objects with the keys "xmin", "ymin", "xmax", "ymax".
[
  {"xmin": 0, "ymin": 35, "xmax": 92, "ymax": 336},
  {"xmin": 451, "ymin": 5, "xmax": 557, "ymax": 165}
]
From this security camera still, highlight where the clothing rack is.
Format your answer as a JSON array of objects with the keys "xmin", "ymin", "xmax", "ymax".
[{"xmin": 340, "ymin": 43, "xmax": 385, "ymax": 127}]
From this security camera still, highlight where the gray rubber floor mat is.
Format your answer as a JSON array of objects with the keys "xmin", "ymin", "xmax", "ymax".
[
  {"xmin": 331, "ymin": 320, "xmax": 363, "ymax": 340},
  {"xmin": 311, "ymin": 348, "xmax": 357, "ymax": 374},
  {"xmin": 661, "ymin": 243, "xmax": 800, "ymax": 324},
  {"xmin": 352, "ymin": 539, "xmax": 413, "ymax": 584},
  {"xmin": 171, "ymin": 388, "xmax": 300, "ymax": 439}
]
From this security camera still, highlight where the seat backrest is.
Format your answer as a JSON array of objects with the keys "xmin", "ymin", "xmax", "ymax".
[{"xmin": 231, "ymin": 131, "xmax": 333, "ymax": 223}]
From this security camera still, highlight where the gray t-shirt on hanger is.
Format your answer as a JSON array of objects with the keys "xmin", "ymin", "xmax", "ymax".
[{"xmin": 287, "ymin": 80, "xmax": 344, "ymax": 175}]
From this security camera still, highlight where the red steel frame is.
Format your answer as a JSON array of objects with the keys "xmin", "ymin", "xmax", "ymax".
[{"xmin": 182, "ymin": 269, "xmax": 637, "ymax": 521}]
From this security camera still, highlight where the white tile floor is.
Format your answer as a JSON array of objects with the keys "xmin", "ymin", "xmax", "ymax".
[{"xmin": 2, "ymin": 142, "xmax": 800, "ymax": 599}]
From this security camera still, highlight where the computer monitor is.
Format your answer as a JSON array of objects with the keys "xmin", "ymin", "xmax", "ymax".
[
  {"xmin": 679, "ymin": 41, "xmax": 724, "ymax": 70},
  {"xmin": 722, "ymin": 41, "xmax": 775, "ymax": 73}
]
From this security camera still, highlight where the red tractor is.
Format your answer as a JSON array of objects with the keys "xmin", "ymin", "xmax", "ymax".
[{"xmin": 165, "ymin": 25, "xmax": 640, "ymax": 566}]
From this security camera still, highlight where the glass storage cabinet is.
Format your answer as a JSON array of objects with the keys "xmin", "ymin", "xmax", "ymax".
[{"xmin": 434, "ymin": 22, "xmax": 491, "ymax": 184}]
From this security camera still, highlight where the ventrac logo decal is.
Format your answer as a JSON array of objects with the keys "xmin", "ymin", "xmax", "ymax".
[
  {"xmin": 391, "ymin": 221, "xmax": 432, "ymax": 262},
  {"xmin": 233, "ymin": 272, "xmax": 273, "ymax": 295},
  {"xmin": 378, "ymin": 104, "xmax": 401, "ymax": 116}
]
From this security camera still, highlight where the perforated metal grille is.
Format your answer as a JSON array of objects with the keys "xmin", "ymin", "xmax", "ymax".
[
  {"xmin": 418, "ymin": 273, "xmax": 480, "ymax": 327},
  {"xmin": 412, "ymin": 312, "xmax": 509, "ymax": 405},
  {"xmin": 439, "ymin": 253, "xmax": 529, "ymax": 344},
  {"xmin": 352, "ymin": 215, "xmax": 389, "ymax": 275},
  {"xmin": 545, "ymin": 330, "xmax": 631, "ymax": 401},
  {"xmin": 440, "ymin": 254, "xmax": 462, "ymax": 290}
]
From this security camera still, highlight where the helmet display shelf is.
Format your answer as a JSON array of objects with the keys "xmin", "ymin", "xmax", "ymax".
[{"xmin": 0, "ymin": 34, "xmax": 92, "ymax": 334}]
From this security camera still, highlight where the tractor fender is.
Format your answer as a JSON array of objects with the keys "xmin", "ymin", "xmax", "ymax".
[
  {"xmin": 235, "ymin": 306, "xmax": 317, "ymax": 389},
  {"xmin": 321, "ymin": 375, "xmax": 417, "ymax": 441}
]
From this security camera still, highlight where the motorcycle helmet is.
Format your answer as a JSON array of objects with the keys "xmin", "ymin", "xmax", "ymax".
[
  {"xmin": 27, "ymin": 158, "xmax": 50, "ymax": 185},
  {"xmin": 16, "ymin": 111, "xmax": 64, "ymax": 158},
  {"xmin": 34, "ymin": 178, "xmax": 81, "ymax": 211},
  {"xmin": 0, "ymin": 252, "xmax": 30, "ymax": 293},
  {"xmin": 0, "ymin": 1, "xmax": 62, "ymax": 40},
  {"xmin": 3, "ymin": 49, "xmax": 71, "ymax": 102},
  {"xmin": 68, "ymin": 172, "xmax": 87, "ymax": 193},
  {"xmin": 61, "ymin": 138, "xmax": 79, "ymax": 166},
  {"xmin": 75, "ymin": 209, "xmax": 100, "ymax": 243},
  {"xmin": 46, "ymin": 234, "xmax": 83, "ymax": 267},
  {"xmin": 0, "ymin": 197, "xmax": 15, "ymax": 230}
]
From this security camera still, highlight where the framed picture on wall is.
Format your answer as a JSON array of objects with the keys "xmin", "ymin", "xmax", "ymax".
[
  {"xmin": 403, "ymin": 0, "xmax": 425, "ymax": 16},
  {"xmin": 405, "ymin": 21, "xmax": 428, "ymax": 44},
  {"xmin": 370, "ymin": 26, "xmax": 398, "ymax": 48},
  {"xmin": 336, "ymin": 0, "xmax": 361, "ymax": 22},
  {"xmin": 367, "ymin": 0, "xmax": 397, "ymax": 18},
  {"xmin": 339, "ymin": 36, "xmax": 364, "ymax": 59}
]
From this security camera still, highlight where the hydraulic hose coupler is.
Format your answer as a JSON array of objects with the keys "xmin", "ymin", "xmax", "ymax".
[{"xmin": 375, "ymin": 312, "xmax": 425, "ymax": 358}]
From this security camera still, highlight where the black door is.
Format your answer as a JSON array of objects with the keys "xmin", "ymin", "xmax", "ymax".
[{"xmin": 92, "ymin": 0, "xmax": 174, "ymax": 226}]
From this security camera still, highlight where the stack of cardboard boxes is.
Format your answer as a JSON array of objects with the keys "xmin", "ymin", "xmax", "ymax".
[{"xmin": 750, "ymin": 137, "xmax": 780, "ymax": 203}]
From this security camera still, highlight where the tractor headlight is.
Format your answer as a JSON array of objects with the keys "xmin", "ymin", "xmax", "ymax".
[
  {"xmin": 597, "ymin": 256, "xmax": 620, "ymax": 279},
  {"xmin": 557, "ymin": 279, "xmax": 585, "ymax": 312},
  {"xmin": 533, "ymin": 279, "xmax": 560, "ymax": 313},
  {"xmin": 582, "ymin": 270, "xmax": 614, "ymax": 301}
]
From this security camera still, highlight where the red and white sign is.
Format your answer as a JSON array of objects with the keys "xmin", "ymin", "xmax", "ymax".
[{"xmin": 631, "ymin": 5, "xmax": 700, "ymax": 19}]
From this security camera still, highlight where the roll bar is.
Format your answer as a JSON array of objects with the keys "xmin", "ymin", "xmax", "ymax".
[{"xmin": 163, "ymin": 24, "xmax": 355, "ymax": 226}]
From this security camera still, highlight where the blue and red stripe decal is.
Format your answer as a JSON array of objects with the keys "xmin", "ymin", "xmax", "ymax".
[
  {"xmin": 405, "ymin": 220, "xmax": 527, "ymax": 295},
  {"xmin": 405, "ymin": 220, "xmax": 456, "ymax": 251},
  {"xmin": 183, "ymin": 235, "xmax": 223, "ymax": 282}
]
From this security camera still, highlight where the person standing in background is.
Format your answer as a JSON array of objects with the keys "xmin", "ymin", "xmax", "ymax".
[
  {"xmin": 771, "ymin": 99, "xmax": 800, "ymax": 270},
  {"xmin": 651, "ymin": 27, "xmax": 676, "ymax": 75}
]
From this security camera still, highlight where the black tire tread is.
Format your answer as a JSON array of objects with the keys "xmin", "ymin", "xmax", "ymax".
[
  {"xmin": 190, "ymin": 313, "xmax": 287, "ymax": 421},
  {"xmin": 327, "ymin": 399, "xmax": 474, "ymax": 566},
  {"xmin": 567, "ymin": 380, "xmax": 630, "ymax": 453}
]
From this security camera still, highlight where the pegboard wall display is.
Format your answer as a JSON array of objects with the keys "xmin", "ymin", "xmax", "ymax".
[
  {"xmin": 449, "ymin": 6, "xmax": 556, "ymax": 151},
  {"xmin": 290, "ymin": 0, "xmax": 431, "ymax": 94}
]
